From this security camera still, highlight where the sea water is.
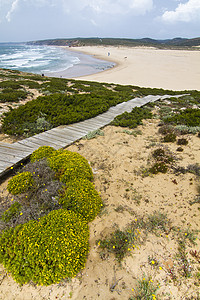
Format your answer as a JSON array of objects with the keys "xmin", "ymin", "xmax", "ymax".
[{"xmin": 0, "ymin": 44, "xmax": 114, "ymax": 77}]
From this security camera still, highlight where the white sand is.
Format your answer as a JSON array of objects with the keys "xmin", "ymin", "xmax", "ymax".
[{"xmin": 70, "ymin": 46, "xmax": 200, "ymax": 91}]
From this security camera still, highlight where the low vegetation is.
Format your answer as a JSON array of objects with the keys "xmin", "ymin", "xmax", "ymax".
[
  {"xmin": 111, "ymin": 107, "xmax": 153, "ymax": 128},
  {"xmin": 0, "ymin": 209, "xmax": 89, "ymax": 285},
  {"xmin": 0, "ymin": 68, "xmax": 189, "ymax": 138},
  {"xmin": 0, "ymin": 146, "xmax": 102, "ymax": 285}
]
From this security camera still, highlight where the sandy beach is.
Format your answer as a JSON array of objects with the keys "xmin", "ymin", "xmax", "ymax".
[{"xmin": 69, "ymin": 46, "xmax": 200, "ymax": 91}]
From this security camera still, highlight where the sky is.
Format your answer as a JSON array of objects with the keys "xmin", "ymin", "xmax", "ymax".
[{"xmin": 0, "ymin": 0, "xmax": 199, "ymax": 42}]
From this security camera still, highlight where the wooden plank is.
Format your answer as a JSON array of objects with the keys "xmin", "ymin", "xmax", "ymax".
[
  {"xmin": 0, "ymin": 153, "xmax": 24, "ymax": 163},
  {"xmin": 0, "ymin": 161, "xmax": 13, "ymax": 169},
  {"xmin": 67, "ymin": 123, "xmax": 93, "ymax": 130},
  {"xmin": 79, "ymin": 121, "xmax": 105, "ymax": 128},
  {"xmin": 101, "ymin": 111, "xmax": 116, "ymax": 117},
  {"xmin": 72, "ymin": 123, "xmax": 95, "ymax": 131},
  {"xmin": 0, "ymin": 159, "xmax": 21, "ymax": 166},
  {"xmin": 23, "ymin": 137, "xmax": 61, "ymax": 149},
  {"xmin": 0, "ymin": 142, "xmax": 32, "ymax": 152},
  {"xmin": 94, "ymin": 117, "xmax": 111, "ymax": 123},
  {"xmin": 95, "ymin": 113, "xmax": 114, "ymax": 120},
  {"xmin": 41, "ymin": 131, "xmax": 74, "ymax": 144},
  {"xmin": 54, "ymin": 128, "xmax": 84, "ymax": 139},
  {"xmin": 63, "ymin": 126, "xmax": 89, "ymax": 135},
  {"xmin": 49, "ymin": 128, "xmax": 83, "ymax": 139},
  {"xmin": 32, "ymin": 134, "xmax": 65, "ymax": 148},
  {"xmin": 0, "ymin": 147, "xmax": 31, "ymax": 158},
  {"xmin": 17, "ymin": 140, "xmax": 44, "ymax": 150},
  {"xmin": 67, "ymin": 124, "xmax": 94, "ymax": 132}
]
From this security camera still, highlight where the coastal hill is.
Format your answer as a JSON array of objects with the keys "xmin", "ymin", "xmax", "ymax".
[{"xmin": 28, "ymin": 37, "xmax": 200, "ymax": 48}]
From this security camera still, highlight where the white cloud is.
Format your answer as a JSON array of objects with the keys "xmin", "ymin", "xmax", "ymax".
[
  {"xmin": 62, "ymin": 0, "xmax": 153, "ymax": 16},
  {"xmin": 5, "ymin": 0, "xmax": 56, "ymax": 22},
  {"xmin": 6, "ymin": 0, "xmax": 19, "ymax": 22},
  {"xmin": 3, "ymin": 0, "xmax": 154, "ymax": 24},
  {"xmin": 162, "ymin": 0, "xmax": 200, "ymax": 22}
]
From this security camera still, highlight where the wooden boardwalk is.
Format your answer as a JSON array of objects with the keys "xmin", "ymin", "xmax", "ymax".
[{"xmin": 0, "ymin": 95, "xmax": 175, "ymax": 177}]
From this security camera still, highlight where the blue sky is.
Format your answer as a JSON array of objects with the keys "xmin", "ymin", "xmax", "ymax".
[{"xmin": 0, "ymin": 0, "xmax": 199, "ymax": 42}]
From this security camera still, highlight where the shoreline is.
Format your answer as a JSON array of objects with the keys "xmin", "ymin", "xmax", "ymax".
[
  {"xmin": 44, "ymin": 47, "xmax": 115, "ymax": 79},
  {"xmin": 67, "ymin": 45, "xmax": 200, "ymax": 91}
]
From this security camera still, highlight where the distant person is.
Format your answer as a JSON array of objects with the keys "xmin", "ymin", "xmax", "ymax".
[{"xmin": 108, "ymin": 52, "xmax": 110, "ymax": 56}]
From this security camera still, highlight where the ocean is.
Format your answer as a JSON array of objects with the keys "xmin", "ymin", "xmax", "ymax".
[{"xmin": 0, "ymin": 44, "xmax": 114, "ymax": 78}]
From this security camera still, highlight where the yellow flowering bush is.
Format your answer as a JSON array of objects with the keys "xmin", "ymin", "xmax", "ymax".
[
  {"xmin": 30, "ymin": 146, "xmax": 56, "ymax": 163},
  {"xmin": 1, "ymin": 147, "xmax": 102, "ymax": 286},
  {"xmin": 7, "ymin": 172, "xmax": 34, "ymax": 195},
  {"xmin": 0, "ymin": 209, "xmax": 89, "ymax": 285},
  {"xmin": 59, "ymin": 179, "xmax": 102, "ymax": 222},
  {"xmin": 48, "ymin": 150, "xmax": 93, "ymax": 183}
]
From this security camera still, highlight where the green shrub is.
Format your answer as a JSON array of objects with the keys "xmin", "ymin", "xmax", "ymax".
[
  {"xmin": 0, "ymin": 90, "xmax": 28, "ymax": 103},
  {"xmin": 111, "ymin": 107, "xmax": 152, "ymax": 129},
  {"xmin": 177, "ymin": 138, "xmax": 188, "ymax": 145},
  {"xmin": 48, "ymin": 150, "xmax": 93, "ymax": 183},
  {"xmin": 158, "ymin": 124, "xmax": 174, "ymax": 135},
  {"xmin": 84, "ymin": 129, "xmax": 104, "ymax": 140},
  {"xmin": 152, "ymin": 148, "xmax": 174, "ymax": 164},
  {"xmin": 130, "ymin": 275, "xmax": 160, "ymax": 300},
  {"xmin": 18, "ymin": 80, "xmax": 41, "ymax": 89},
  {"xmin": 59, "ymin": 179, "xmax": 102, "ymax": 222},
  {"xmin": 7, "ymin": 172, "xmax": 34, "ymax": 195},
  {"xmin": 162, "ymin": 132, "xmax": 176, "ymax": 143},
  {"xmin": 0, "ymin": 80, "xmax": 22, "ymax": 89},
  {"xmin": 149, "ymin": 162, "xmax": 168, "ymax": 174},
  {"xmin": 175, "ymin": 125, "xmax": 200, "ymax": 134},
  {"xmin": 30, "ymin": 146, "xmax": 56, "ymax": 163},
  {"xmin": 20, "ymin": 115, "xmax": 53, "ymax": 137},
  {"xmin": 1, "ymin": 90, "xmax": 133, "ymax": 136},
  {"xmin": 0, "ymin": 209, "xmax": 89, "ymax": 285},
  {"xmin": 164, "ymin": 108, "xmax": 200, "ymax": 127},
  {"xmin": 146, "ymin": 211, "xmax": 170, "ymax": 235},
  {"xmin": 96, "ymin": 222, "xmax": 142, "ymax": 262},
  {"xmin": 97, "ymin": 229, "xmax": 131, "ymax": 262},
  {"xmin": 1, "ymin": 202, "xmax": 22, "ymax": 223},
  {"xmin": 176, "ymin": 147, "xmax": 184, "ymax": 152},
  {"xmin": 149, "ymin": 148, "xmax": 174, "ymax": 174},
  {"xmin": 152, "ymin": 148, "xmax": 165, "ymax": 159}
]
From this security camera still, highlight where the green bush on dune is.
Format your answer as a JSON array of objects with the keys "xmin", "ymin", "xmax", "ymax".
[
  {"xmin": 1, "ymin": 92, "xmax": 133, "ymax": 136},
  {"xmin": 164, "ymin": 108, "xmax": 200, "ymax": 127},
  {"xmin": 111, "ymin": 107, "xmax": 153, "ymax": 128},
  {"xmin": 0, "ymin": 90, "xmax": 28, "ymax": 103}
]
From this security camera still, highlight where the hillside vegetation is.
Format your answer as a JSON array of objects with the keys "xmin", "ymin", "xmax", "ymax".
[
  {"xmin": 1, "ymin": 68, "xmax": 193, "ymax": 138},
  {"xmin": 28, "ymin": 37, "xmax": 200, "ymax": 49}
]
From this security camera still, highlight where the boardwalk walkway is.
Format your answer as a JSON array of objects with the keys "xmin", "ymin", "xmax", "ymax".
[{"xmin": 0, "ymin": 95, "xmax": 173, "ymax": 177}]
